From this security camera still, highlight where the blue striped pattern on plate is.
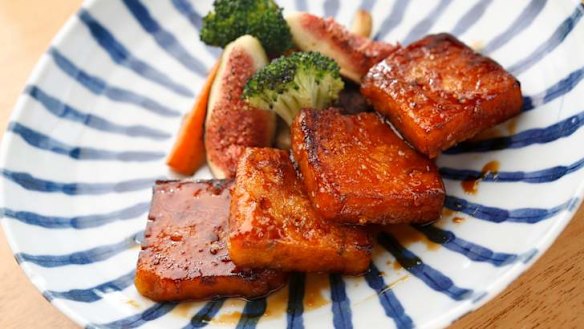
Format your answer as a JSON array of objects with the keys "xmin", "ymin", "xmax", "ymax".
[{"xmin": 0, "ymin": 0, "xmax": 583, "ymax": 328}]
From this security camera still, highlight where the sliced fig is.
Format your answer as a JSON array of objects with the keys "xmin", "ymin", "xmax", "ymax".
[
  {"xmin": 205, "ymin": 35, "xmax": 276, "ymax": 179},
  {"xmin": 285, "ymin": 12, "xmax": 396, "ymax": 83}
]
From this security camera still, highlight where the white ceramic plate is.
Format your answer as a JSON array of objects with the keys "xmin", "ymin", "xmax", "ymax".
[{"xmin": 1, "ymin": 0, "xmax": 583, "ymax": 328}]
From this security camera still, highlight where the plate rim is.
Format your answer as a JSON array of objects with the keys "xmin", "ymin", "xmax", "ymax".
[{"xmin": 1, "ymin": 0, "xmax": 583, "ymax": 328}]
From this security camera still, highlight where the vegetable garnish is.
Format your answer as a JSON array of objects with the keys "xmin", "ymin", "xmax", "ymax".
[
  {"xmin": 200, "ymin": 0, "xmax": 292, "ymax": 55},
  {"xmin": 166, "ymin": 59, "xmax": 221, "ymax": 175},
  {"xmin": 243, "ymin": 51, "xmax": 344, "ymax": 124}
]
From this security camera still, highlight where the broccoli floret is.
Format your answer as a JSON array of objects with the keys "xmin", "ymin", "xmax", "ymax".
[
  {"xmin": 201, "ymin": 0, "xmax": 292, "ymax": 55},
  {"xmin": 243, "ymin": 51, "xmax": 345, "ymax": 124}
]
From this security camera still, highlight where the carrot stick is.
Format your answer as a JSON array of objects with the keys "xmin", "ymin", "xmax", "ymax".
[{"xmin": 166, "ymin": 59, "xmax": 221, "ymax": 175}]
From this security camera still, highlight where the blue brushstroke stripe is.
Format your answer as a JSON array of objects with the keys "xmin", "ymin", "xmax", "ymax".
[
  {"xmin": 1, "ymin": 169, "xmax": 157, "ymax": 195},
  {"xmin": 375, "ymin": 0, "xmax": 409, "ymax": 41},
  {"xmin": 509, "ymin": 4, "xmax": 584, "ymax": 75},
  {"xmin": 471, "ymin": 292, "xmax": 488, "ymax": 304},
  {"xmin": 402, "ymin": 0, "xmax": 453, "ymax": 44},
  {"xmin": 363, "ymin": 263, "xmax": 413, "ymax": 329},
  {"xmin": 183, "ymin": 299, "xmax": 226, "ymax": 329},
  {"xmin": 413, "ymin": 225, "xmax": 518, "ymax": 267},
  {"xmin": 440, "ymin": 156, "xmax": 584, "ymax": 184},
  {"xmin": 49, "ymin": 48, "xmax": 180, "ymax": 118},
  {"xmin": 170, "ymin": 0, "xmax": 221, "ymax": 58},
  {"xmin": 287, "ymin": 273, "xmax": 305, "ymax": 329},
  {"xmin": 523, "ymin": 65, "xmax": 584, "ymax": 111},
  {"xmin": 171, "ymin": 0, "xmax": 202, "ymax": 30},
  {"xmin": 2, "ymin": 202, "xmax": 149, "ymax": 229},
  {"xmin": 360, "ymin": 0, "xmax": 375, "ymax": 11},
  {"xmin": 8, "ymin": 122, "xmax": 164, "ymax": 162},
  {"xmin": 379, "ymin": 233, "xmax": 474, "ymax": 301},
  {"xmin": 522, "ymin": 249, "xmax": 539, "ymax": 264},
  {"xmin": 294, "ymin": 0, "xmax": 308, "ymax": 11},
  {"xmin": 444, "ymin": 195, "xmax": 576, "ymax": 223},
  {"xmin": 323, "ymin": 0, "xmax": 339, "ymax": 18},
  {"xmin": 450, "ymin": 0, "xmax": 493, "ymax": 36},
  {"xmin": 122, "ymin": 0, "xmax": 207, "ymax": 75},
  {"xmin": 237, "ymin": 299, "xmax": 267, "ymax": 329},
  {"xmin": 15, "ymin": 231, "xmax": 142, "ymax": 268},
  {"xmin": 86, "ymin": 302, "xmax": 177, "ymax": 329},
  {"xmin": 444, "ymin": 110, "xmax": 584, "ymax": 154},
  {"xmin": 26, "ymin": 86, "xmax": 170, "ymax": 140},
  {"xmin": 482, "ymin": 0, "xmax": 547, "ymax": 54},
  {"xmin": 78, "ymin": 10, "xmax": 193, "ymax": 97},
  {"xmin": 46, "ymin": 270, "xmax": 135, "ymax": 302},
  {"xmin": 330, "ymin": 274, "xmax": 353, "ymax": 329}
]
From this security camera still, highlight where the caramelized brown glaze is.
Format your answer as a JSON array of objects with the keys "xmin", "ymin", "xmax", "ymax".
[
  {"xmin": 229, "ymin": 148, "xmax": 372, "ymax": 275},
  {"xmin": 135, "ymin": 180, "xmax": 287, "ymax": 301},
  {"xmin": 291, "ymin": 108, "xmax": 445, "ymax": 225},
  {"xmin": 361, "ymin": 33, "xmax": 523, "ymax": 158},
  {"xmin": 286, "ymin": 12, "xmax": 396, "ymax": 83},
  {"xmin": 452, "ymin": 216, "xmax": 465, "ymax": 224},
  {"xmin": 462, "ymin": 160, "xmax": 500, "ymax": 194},
  {"xmin": 304, "ymin": 274, "xmax": 329, "ymax": 310},
  {"xmin": 205, "ymin": 47, "xmax": 275, "ymax": 178}
]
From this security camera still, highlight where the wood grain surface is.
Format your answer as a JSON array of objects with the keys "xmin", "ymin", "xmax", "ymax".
[{"xmin": 0, "ymin": 1, "xmax": 582, "ymax": 328}]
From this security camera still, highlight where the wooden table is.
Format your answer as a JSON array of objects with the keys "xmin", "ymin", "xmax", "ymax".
[{"xmin": 0, "ymin": 1, "xmax": 582, "ymax": 328}]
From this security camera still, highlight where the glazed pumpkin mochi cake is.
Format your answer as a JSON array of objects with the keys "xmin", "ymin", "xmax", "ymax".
[
  {"xmin": 361, "ymin": 33, "xmax": 523, "ymax": 158},
  {"xmin": 228, "ymin": 148, "xmax": 372, "ymax": 275},
  {"xmin": 135, "ymin": 180, "xmax": 287, "ymax": 301},
  {"xmin": 291, "ymin": 108, "xmax": 445, "ymax": 225}
]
